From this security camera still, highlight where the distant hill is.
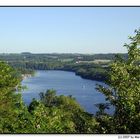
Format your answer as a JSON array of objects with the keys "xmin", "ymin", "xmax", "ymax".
[{"xmin": 21, "ymin": 52, "xmax": 32, "ymax": 55}]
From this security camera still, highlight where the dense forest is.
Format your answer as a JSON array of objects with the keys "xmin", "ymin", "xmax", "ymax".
[{"xmin": 0, "ymin": 30, "xmax": 139, "ymax": 133}]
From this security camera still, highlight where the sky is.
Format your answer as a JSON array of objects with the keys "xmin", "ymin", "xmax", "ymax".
[{"xmin": 0, "ymin": 7, "xmax": 140, "ymax": 54}]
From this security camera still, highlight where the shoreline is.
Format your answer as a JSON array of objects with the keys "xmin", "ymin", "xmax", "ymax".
[{"xmin": 22, "ymin": 69, "xmax": 106, "ymax": 82}]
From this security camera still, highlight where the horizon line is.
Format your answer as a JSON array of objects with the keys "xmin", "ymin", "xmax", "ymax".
[{"xmin": 0, "ymin": 52, "xmax": 127, "ymax": 55}]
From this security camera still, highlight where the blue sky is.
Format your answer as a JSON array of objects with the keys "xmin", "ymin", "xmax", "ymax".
[{"xmin": 0, "ymin": 7, "xmax": 140, "ymax": 54}]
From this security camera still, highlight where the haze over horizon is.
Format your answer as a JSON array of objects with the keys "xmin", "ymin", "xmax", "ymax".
[
  {"xmin": 0, "ymin": 52, "xmax": 127, "ymax": 55},
  {"xmin": 0, "ymin": 7, "xmax": 140, "ymax": 54}
]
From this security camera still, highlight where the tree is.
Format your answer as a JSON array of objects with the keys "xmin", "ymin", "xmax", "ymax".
[
  {"xmin": 0, "ymin": 61, "xmax": 20, "ymax": 121},
  {"xmin": 28, "ymin": 90, "xmax": 99, "ymax": 133},
  {"xmin": 0, "ymin": 61, "xmax": 36, "ymax": 133},
  {"xmin": 96, "ymin": 29, "xmax": 140, "ymax": 133}
]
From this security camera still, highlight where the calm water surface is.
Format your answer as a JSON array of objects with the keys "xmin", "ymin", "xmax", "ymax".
[{"xmin": 21, "ymin": 70, "xmax": 107, "ymax": 114}]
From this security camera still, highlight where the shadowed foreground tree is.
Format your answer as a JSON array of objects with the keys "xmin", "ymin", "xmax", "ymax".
[{"xmin": 96, "ymin": 29, "xmax": 140, "ymax": 133}]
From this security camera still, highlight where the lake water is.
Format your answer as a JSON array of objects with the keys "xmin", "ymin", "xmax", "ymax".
[{"xmin": 21, "ymin": 70, "xmax": 107, "ymax": 114}]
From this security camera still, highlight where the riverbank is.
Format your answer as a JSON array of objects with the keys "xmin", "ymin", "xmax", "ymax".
[
  {"xmin": 21, "ymin": 74, "xmax": 32, "ymax": 80},
  {"xmin": 52, "ymin": 68, "xmax": 108, "ymax": 82},
  {"xmin": 21, "ymin": 68, "xmax": 107, "ymax": 82},
  {"xmin": 20, "ymin": 70, "xmax": 36, "ymax": 80}
]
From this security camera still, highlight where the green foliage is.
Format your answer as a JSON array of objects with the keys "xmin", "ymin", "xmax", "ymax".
[
  {"xmin": 0, "ymin": 61, "xmax": 20, "ymax": 93},
  {"xmin": 0, "ymin": 61, "xmax": 20, "ymax": 116},
  {"xmin": 39, "ymin": 90, "xmax": 57, "ymax": 107},
  {"xmin": 96, "ymin": 29, "xmax": 140, "ymax": 133},
  {"xmin": 0, "ymin": 61, "xmax": 31, "ymax": 133},
  {"xmin": 28, "ymin": 90, "xmax": 98, "ymax": 133}
]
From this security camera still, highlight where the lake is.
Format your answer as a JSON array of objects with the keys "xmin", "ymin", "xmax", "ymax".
[{"xmin": 21, "ymin": 70, "xmax": 107, "ymax": 114}]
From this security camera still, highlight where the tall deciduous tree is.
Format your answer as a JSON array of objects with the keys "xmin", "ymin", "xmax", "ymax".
[{"xmin": 96, "ymin": 29, "xmax": 140, "ymax": 133}]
